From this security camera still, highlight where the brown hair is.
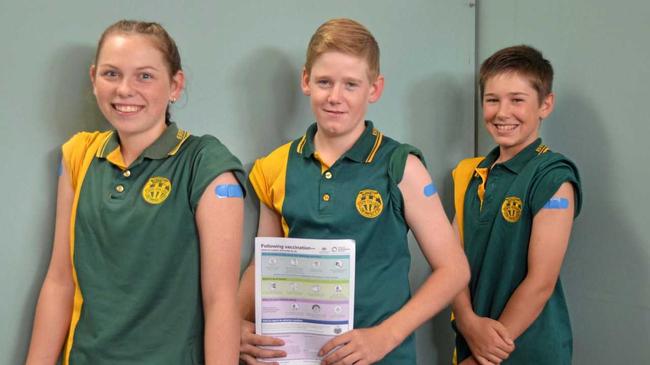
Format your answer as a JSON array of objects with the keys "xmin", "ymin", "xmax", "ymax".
[
  {"xmin": 479, "ymin": 45, "xmax": 553, "ymax": 103},
  {"xmin": 94, "ymin": 20, "xmax": 182, "ymax": 123},
  {"xmin": 305, "ymin": 18, "xmax": 380, "ymax": 81}
]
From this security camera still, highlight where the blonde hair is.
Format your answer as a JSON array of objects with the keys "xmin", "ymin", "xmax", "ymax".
[{"xmin": 305, "ymin": 18, "xmax": 380, "ymax": 81}]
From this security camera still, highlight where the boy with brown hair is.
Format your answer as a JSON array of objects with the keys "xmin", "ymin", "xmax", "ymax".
[
  {"xmin": 451, "ymin": 45, "xmax": 582, "ymax": 365},
  {"xmin": 238, "ymin": 18, "xmax": 469, "ymax": 364}
]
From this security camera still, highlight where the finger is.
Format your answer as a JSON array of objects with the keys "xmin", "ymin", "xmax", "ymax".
[
  {"xmin": 241, "ymin": 343, "xmax": 286, "ymax": 359},
  {"xmin": 319, "ymin": 333, "xmax": 351, "ymax": 357},
  {"xmin": 491, "ymin": 323, "xmax": 514, "ymax": 345},
  {"xmin": 245, "ymin": 333, "xmax": 285, "ymax": 347},
  {"xmin": 321, "ymin": 344, "xmax": 354, "ymax": 365}
]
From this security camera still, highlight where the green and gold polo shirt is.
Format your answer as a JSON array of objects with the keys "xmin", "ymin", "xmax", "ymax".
[
  {"xmin": 250, "ymin": 121, "xmax": 423, "ymax": 364},
  {"xmin": 61, "ymin": 123, "xmax": 245, "ymax": 365},
  {"xmin": 453, "ymin": 139, "xmax": 582, "ymax": 365}
]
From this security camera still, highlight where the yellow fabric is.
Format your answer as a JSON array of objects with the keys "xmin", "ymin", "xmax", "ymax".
[
  {"xmin": 452, "ymin": 157, "xmax": 484, "ymax": 244},
  {"xmin": 475, "ymin": 167, "xmax": 489, "ymax": 208},
  {"xmin": 60, "ymin": 131, "xmax": 113, "ymax": 365},
  {"xmin": 249, "ymin": 142, "xmax": 292, "ymax": 236},
  {"xmin": 450, "ymin": 157, "xmax": 484, "ymax": 365}
]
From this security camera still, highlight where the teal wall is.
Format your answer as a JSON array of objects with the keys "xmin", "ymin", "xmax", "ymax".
[
  {"xmin": 477, "ymin": 1, "xmax": 650, "ymax": 363},
  {"xmin": 0, "ymin": 1, "xmax": 475, "ymax": 364},
  {"xmin": 3, "ymin": 0, "xmax": 648, "ymax": 364}
]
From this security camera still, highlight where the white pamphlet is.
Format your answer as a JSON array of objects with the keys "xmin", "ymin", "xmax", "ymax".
[{"xmin": 255, "ymin": 237, "xmax": 355, "ymax": 364}]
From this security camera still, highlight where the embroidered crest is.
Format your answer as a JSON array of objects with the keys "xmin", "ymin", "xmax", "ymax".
[
  {"xmin": 355, "ymin": 189, "xmax": 383, "ymax": 218},
  {"xmin": 501, "ymin": 196, "xmax": 523, "ymax": 223},
  {"xmin": 142, "ymin": 176, "xmax": 172, "ymax": 204}
]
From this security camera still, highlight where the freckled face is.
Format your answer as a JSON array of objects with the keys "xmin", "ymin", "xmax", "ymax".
[
  {"xmin": 482, "ymin": 72, "xmax": 554, "ymax": 159},
  {"xmin": 301, "ymin": 52, "xmax": 383, "ymax": 140},
  {"xmin": 90, "ymin": 34, "xmax": 183, "ymax": 138}
]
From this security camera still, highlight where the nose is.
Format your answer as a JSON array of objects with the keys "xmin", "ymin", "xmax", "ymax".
[
  {"xmin": 496, "ymin": 101, "xmax": 511, "ymax": 119},
  {"xmin": 116, "ymin": 78, "xmax": 134, "ymax": 98},
  {"xmin": 327, "ymin": 84, "xmax": 342, "ymax": 104}
]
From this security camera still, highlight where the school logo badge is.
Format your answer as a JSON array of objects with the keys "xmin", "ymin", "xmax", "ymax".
[
  {"xmin": 355, "ymin": 189, "xmax": 383, "ymax": 218},
  {"xmin": 142, "ymin": 176, "xmax": 172, "ymax": 204},
  {"xmin": 501, "ymin": 196, "xmax": 523, "ymax": 223}
]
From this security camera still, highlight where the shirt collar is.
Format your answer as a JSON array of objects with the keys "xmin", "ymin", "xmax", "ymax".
[
  {"xmin": 480, "ymin": 138, "xmax": 545, "ymax": 174},
  {"xmin": 97, "ymin": 123, "xmax": 190, "ymax": 161},
  {"xmin": 297, "ymin": 121, "xmax": 384, "ymax": 163}
]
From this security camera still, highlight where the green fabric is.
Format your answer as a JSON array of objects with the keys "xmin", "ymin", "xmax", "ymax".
[
  {"xmin": 69, "ymin": 123, "xmax": 245, "ymax": 365},
  {"xmin": 282, "ymin": 121, "xmax": 423, "ymax": 364},
  {"xmin": 455, "ymin": 139, "xmax": 582, "ymax": 364}
]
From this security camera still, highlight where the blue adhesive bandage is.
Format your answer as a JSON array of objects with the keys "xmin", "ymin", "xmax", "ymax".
[
  {"xmin": 423, "ymin": 183, "xmax": 437, "ymax": 197},
  {"xmin": 543, "ymin": 197, "xmax": 569, "ymax": 209},
  {"xmin": 215, "ymin": 184, "xmax": 244, "ymax": 198}
]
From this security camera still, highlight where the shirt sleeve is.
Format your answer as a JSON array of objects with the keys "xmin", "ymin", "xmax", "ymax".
[
  {"xmin": 529, "ymin": 160, "xmax": 582, "ymax": 218},
  {"xmin": 189, "ymin": 135, "xmax": 246, "ymax": 211}
]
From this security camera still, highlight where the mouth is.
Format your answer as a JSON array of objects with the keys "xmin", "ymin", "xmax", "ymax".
[
  {"xmin": 323, "ymin": 109, "xmax": 347, "ymax": 116},
  {"xmin": 112, "ymin": 103, "xmax": 144, "ymax": 114},
  {"xmin": 492, "ymin": 123, "xmax": 518, "ymax": 132}
]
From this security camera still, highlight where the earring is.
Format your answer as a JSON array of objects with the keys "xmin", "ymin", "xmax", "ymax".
[{"xmin": 170, "ymin": 97, "xmax": 177, "ymax": 104}]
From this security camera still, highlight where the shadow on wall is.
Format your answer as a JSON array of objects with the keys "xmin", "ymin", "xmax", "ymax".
[
  {"xmin": 231, "ymin": 47, "xmax": 307, "ymax": 269},
  {"xmin": 232, "ymin": 47, "xmax": 306, "ymax": 162},
  {"xmin": 548, "ymin": 92, "xmax": 650, "ymax": 364},
  {"xmin": 406, "ymin": 72, "xmax": 473, "ymax": 219},
  {"xmin": 405, "ymin": 72, "xmax": 473, "ymax": 365},
  {"xmin": 17, "ymin": 45, "xmax": 108, "ymax": 364}
]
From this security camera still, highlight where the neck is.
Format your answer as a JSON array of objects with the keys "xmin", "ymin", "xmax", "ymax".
[
  {"xmin": 117, "ymin": 123, "xmax": 167, "ymax": 166},
  {"xmin": 313, "ymin": 123, "xmax": 365, "ymax": 166}
]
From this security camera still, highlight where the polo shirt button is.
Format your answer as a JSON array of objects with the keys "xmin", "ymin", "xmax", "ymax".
[
  {"xmin": 123, "ymin": 170, "xmax": 131, "ymax": 177},
  {"xmin": 322, "ymin": 193, "xmax": 331, "ymax": 202},
  {"xmin": 115, "ymin": 185, "xmax": 125, "ymax": 193},
  {"xmin": 324, "ymin": 171, "xmax": 333, "ymax": 179}
]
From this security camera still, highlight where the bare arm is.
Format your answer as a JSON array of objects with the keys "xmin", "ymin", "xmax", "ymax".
[
  {"xmin": 25, "ymin": 162, "xmax": 75, "ymax": 365},
  {"xmin": 238, "ymin": 202, "xmax": 286, "ymax": 364},
  {"xmin": 498, "ymin": 182, "xmax": 576, "ymax": 339},
  {"xmin": 196, "ymin": 173, "xmax": 244, "ymax": 365},
  {"xmin": 381, "ymin": 155, "xmax": 470, "ymax": 342},
  {"xmin": 321, "ymin": 155, "xmax": 470, "ymax": 364}
]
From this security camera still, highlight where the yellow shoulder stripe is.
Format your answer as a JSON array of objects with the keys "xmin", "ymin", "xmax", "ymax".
[
  {"xmin": 250, "ymin": 142, "xmax": 292, "ymax": 236},
  {"xmin": 61, "ymin": 131, "xmax": 113, "ymax": 365}
]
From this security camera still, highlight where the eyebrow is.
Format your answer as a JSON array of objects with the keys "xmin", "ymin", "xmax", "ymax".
[
  {"xmin": 97, "ymin": 63, "xmax": 161, "ymax": 72},
  {"xmin": 483, "ymin": 92, "xmax": 530, "ymax": 97}
]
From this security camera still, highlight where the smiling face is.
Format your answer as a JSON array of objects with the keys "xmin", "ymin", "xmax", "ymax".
[
  {"xmin": 90, "ymin": 34, "xmax": 184, "ymax": 139},
  {"xmin": 301, "ymin": 51, "xmax": 384, "ymax": 141},
  {"xmin": 482, "ymin": 71, "xmax": 554, "ymax": 161}
]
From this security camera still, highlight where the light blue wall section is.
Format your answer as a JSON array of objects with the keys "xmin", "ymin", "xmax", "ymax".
[
  {"xmin": 477, "ymin": 1, "xmax": 650, "ymax": 363},
  {"xmin": 0, "ymin": 1, "xmax": 475, "ymax": 364}
]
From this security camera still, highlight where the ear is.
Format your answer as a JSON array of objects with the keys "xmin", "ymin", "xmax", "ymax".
[
  {"xmin": 539, "ymin": 92, "xmax": 555, "ymax": 120},
  {"xmin": 170, "ymin": 70, "xmax": 185, "ymax": 101},
  {"xmin": 300, "ymin": 67, "xmax": 311, "ymax": 96},
  {"xmin": 89, "ymin": 65, "xmax": 97, "ymax": 96},
  {"xmin": 368, "ymin": 74, "xmax": 385, "ymax": 104}
]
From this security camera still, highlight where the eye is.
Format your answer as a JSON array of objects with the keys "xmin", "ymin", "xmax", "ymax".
[
  {"xmin": 316, "ymin": 79, "xmax": 331, "ymax": 87},
  {"xmin": 512, "ymin": 98, "xmax": 524, "ymax": 104},
  {"xmin": 101, "ymin": 70, "xmax": 119, "ymax": 78},
  {"xmin": 484, "ymin": 97, "xmax": 498, "ymax": 104},
  {"xmin": 345, "ymin": 82, "xmax": 359, "ymax": 90},
  {"xmin": 140, "ymin": 72, "xmax": 153, "ymax": 80}
]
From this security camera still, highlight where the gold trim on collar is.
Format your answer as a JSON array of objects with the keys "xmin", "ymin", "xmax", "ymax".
[
  {"xmin": 364, "ymin": 128, "xmax": 383, "ymax": 163},
  {"xmin": 536, "ymin": 144, "xmax": 550, "ymax": 154},
  {"xmin": 296, "ymin": 134, "xmax": 307, "ymax": 154},
  {"xmin": 95, "ymin": 131, "xmax": 114, "ymax": 158},
  {"xmin": 168, "ymin": 129, "xmax": 190, "ymax": 156}
]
